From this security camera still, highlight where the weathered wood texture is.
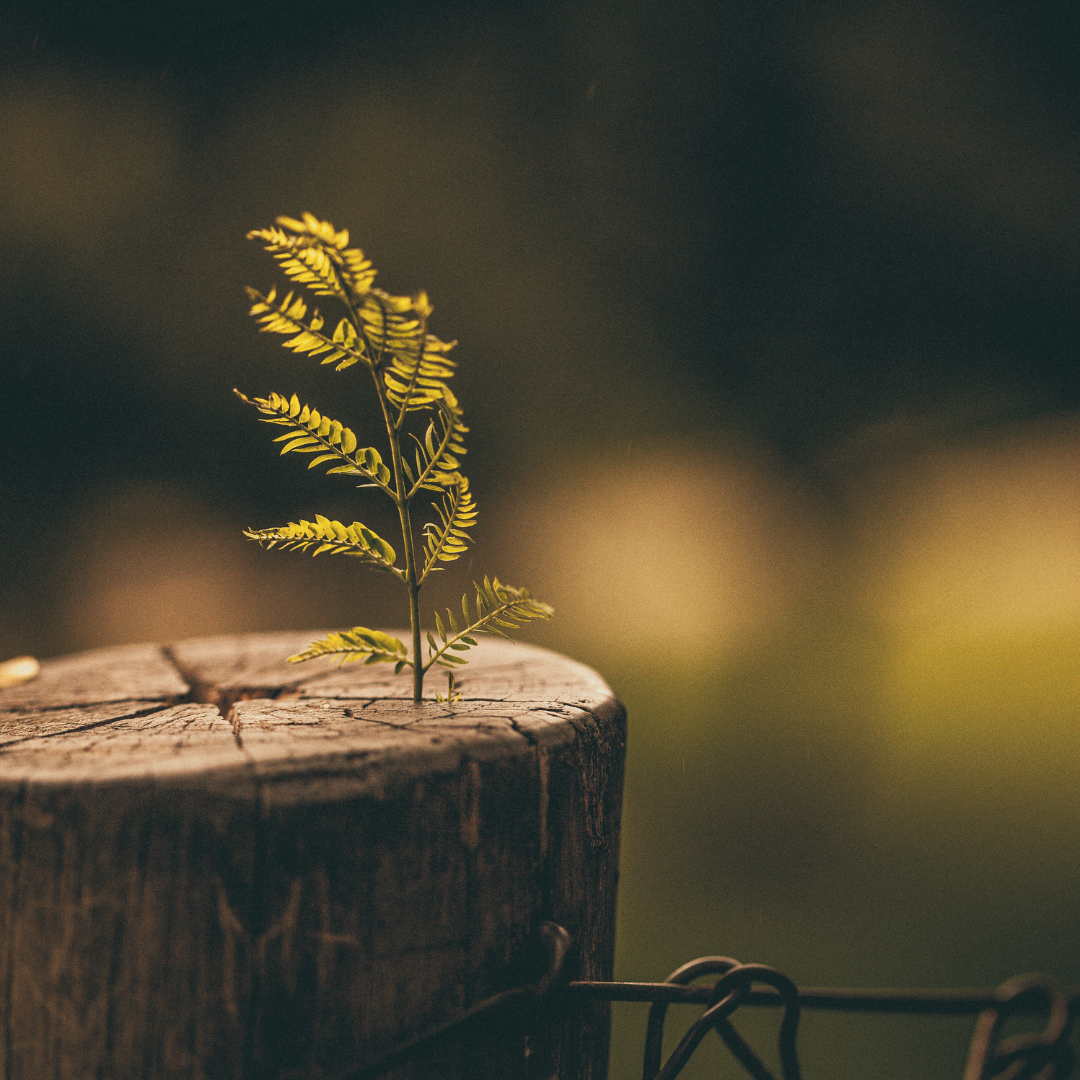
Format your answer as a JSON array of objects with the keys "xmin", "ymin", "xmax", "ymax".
[{"xmin": 0, "ymin": 633, "xmax": 626, "ymax": 1080}]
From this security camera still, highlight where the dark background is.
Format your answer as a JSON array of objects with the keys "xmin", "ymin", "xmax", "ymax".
[{"xmin": 2, "ymin": 1, "xmax": 1079, "ymax": 1076}]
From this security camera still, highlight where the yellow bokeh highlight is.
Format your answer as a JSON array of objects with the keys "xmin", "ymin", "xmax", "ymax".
[
  {"xmin": 848, "ymin": 419, "xmax": 1080, "ymax": 817},
  {"xmin": 502, "ymin": 440, "xmax": 827, "ymax": 663}
]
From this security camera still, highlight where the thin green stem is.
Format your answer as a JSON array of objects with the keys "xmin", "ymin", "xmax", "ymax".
[
  {"xmin": 370, "ymin": 362, "xmax": 426, "ymax": 701},
  {"xmin": 408, "ymin": 564, "xmax": 422, "ymax": 701},
  {"xmin": 393, "ymin": 477, "xmax": 423, "ymax": 700}
]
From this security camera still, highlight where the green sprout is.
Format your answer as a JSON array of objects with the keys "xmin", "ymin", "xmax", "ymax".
[{"xmin": 236, "ymin": 214, "xmax": 553, "ymax": 702}]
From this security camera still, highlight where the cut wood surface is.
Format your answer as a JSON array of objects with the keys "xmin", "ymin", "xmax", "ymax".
[{"xmin": 0, "ymin": 632, "xmax": 626, "ymax": 1080}]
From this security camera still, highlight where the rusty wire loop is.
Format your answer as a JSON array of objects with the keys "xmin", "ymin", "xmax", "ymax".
[
  {"xmin": 642, "ymin": 957, "xmax": 742, "ymax": 1080},
  {"xmin": 961, "ymin": 975, "xmax": 1076, "ymax": 1080},
  {"xmin": 340, "ymin": 921, "xmax": 1077, "ymax": 1080},
  {"xmin": 641, "ymin": 957, "xmax": 802, "ymax": 1080}
]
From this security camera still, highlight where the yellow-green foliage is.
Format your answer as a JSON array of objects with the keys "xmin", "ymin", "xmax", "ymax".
[
  {"xmin": 421, "ymin": 477, "xmax": 477, "ymax": 583},
  {"xmin": 289, "ymin": 627, "xmax": 409, "ymax": 668},
  {"xmin": 237, "ymin": 213, "xmax": 552, "ymax": 701},
  {"xmin": 243, "ymin": 517, "xmax": 398, "ymax": 571},
  {"xmin": 234, "ymin": 390, "xmax": 393, "ymax": 489}
]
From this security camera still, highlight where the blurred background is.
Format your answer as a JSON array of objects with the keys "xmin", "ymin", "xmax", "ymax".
[{"xmin": 1, "ymin": 0, "xmax": 1079, "ymax": 1075}]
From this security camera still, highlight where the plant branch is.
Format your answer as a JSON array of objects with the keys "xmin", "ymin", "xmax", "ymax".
[
  {"xmin": 406, "ymin": 400, "xmax": 458, "ymax": 499},
  {"xmin": 394, "ymin": 311, "xmax": 427, "ymax": 430}
]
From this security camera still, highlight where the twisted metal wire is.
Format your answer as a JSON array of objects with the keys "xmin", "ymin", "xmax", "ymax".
[
  {"xmin": 961, "ymin": 974, "xmax": 1076, "ymax": 1080},
  {"xmin": 339, "ymin": 922, "xmax": 1078, "ymax": 1080},
  {"xmin": 640, "ymin": 957, "xmax": 802, "ymax": 1080}
]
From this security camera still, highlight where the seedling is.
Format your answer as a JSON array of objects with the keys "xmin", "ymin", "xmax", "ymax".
[{"xmin": 236, "ymin": 214, "xmax": 552, "ymax": 702}]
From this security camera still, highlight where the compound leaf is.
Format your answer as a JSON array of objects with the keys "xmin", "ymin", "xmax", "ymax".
[
  {"xmin": 245, "ymin": 286, "xmax": 368, "ymax": 371},
  {"xmin": 420, "ymin": 474, "xmax": 477, "ymax": 582},
  {"xmin": 235, "ymin": 389, "xmax": 393, "ymax": 491},
  {"xmin": 423, "ymin": 581, "xmax": 553, "ymax": 672},
  {"xmin": 244, "ymin": 517, "xmax": 399, "ymax": 573},
  {"xmin": 289, "ymin": 627, "xmax": 408, "ymax": 666}
]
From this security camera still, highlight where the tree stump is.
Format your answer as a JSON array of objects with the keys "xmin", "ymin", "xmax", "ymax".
[{"xmin": 0, "ymin": 632, "xmax": 626, "ymax": 1080}]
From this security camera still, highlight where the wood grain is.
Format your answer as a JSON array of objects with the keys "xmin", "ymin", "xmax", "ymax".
[{"xmin": 0, "ymin": 632, "xmax": 626, "ymax": 1080}]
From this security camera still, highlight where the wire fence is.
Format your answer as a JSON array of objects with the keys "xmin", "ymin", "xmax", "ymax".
[{"xmin": 343, "ymin": 922, "xmax": 1078, "ymax": 1080}]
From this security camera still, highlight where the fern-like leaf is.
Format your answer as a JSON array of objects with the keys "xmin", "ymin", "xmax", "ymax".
[
  {"xmin": 247, "ymin": 217, "xmax": 457, "ymax": 422},
  {"xmin": 289, "ymin": 627, "xmax": 409, "ymax": 667},
  {"xmin": 424, "ymin": 578, "xmax": 553, "ymax": 671},
  {"xmin": 234, "ymin": 390, "xmax": 394, "ymax": 491},
  {"xmin": 246, "ymin": 286, "xmax": 369, "ymax": 371},
  {"xmin": 349, "ymin": 287, "xmax": 458, "ymax": 416},
  {"xmin": 406, "ymin": 392, "xmax": 469, "ymax": 495},
  {"xmin": 420, "ymin": 474, "xmax": 478, "ymax": 582},
  {"xmin": 244, "ymin": 515, "xmax": 400, "ymax": 574},
  {"xmin": 246, "ymin": 225, "xmax": 349, "ymax": 301},
  {"xmin": 251, "ymin": 213, "xmax": 378, "ymax": 300}
]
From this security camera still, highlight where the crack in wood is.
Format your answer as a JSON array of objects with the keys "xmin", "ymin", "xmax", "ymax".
[
  {"xmin": 0, "ymin": 697, "xmax": 177, "ymax": 717},
  {"xmin": 0, "ymin": 702, "xmax": 179, "ymax": 750}
]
